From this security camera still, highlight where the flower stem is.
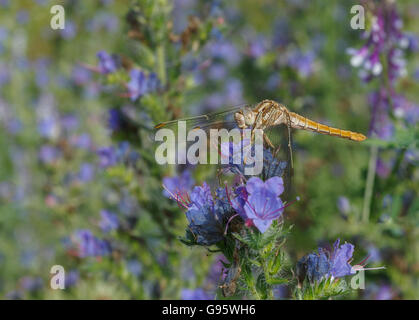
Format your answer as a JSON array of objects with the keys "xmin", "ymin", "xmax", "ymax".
[
  {"xmin": 156, "ymin": 45, "xmax": 166, "ymax": 86},
  {"xmin": 362, "ymin": 145, "xmax": 378, "ymax": 222}
]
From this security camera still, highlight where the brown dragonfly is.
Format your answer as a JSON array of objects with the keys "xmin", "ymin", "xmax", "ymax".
[
  {"xmin": 155, "ymin": 99, "xmax": 366, "ymax": 151},
  {"xmin": 154, "ymin": 99, "xmax": 366, "ymax": 197}
]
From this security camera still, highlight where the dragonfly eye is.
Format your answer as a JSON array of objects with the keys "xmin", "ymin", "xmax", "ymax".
[{"xmin": 244, "ymin": 112, "xmax": 255, "ymax": 126}]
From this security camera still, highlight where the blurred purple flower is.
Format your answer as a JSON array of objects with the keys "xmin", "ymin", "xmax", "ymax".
[
  {"xmin": 86, "ymin": 12, "xmax": 119, "ymax": 33},
  {"xmin": 127, "ymin": 69, "xmax": 160, "ymax": 101},
  {"xmin": 72, "ymin": 229, "xmax": 110, "ymax": 257},
  {"xmin": 71, "ymin": 133, "xmax": 91, "ymax": 150},
  {"xmin": 287, "ymin": 49, "xmax": 316, "ymax": 78},
  {"xmin": 337, "ymin": 196, "xmax": 351, "ymax": 215},
  {"xmin": 78, "ymin": 163, "xmax": 94, "ymax": 182},
  {"xmin": 97, "ymin": 50, "xmax": 118, "ymax": 74},
  {"xmin": 60, "ymin": 114, "xmax": 79, "ymax": 131},
  {"xmin": 247, "ymin": 37, "xmax": 267, "ymax": 58},
  {"xmin": 65, "ymin": 270, "xmax": 79, "ymax": 288},
  {"xmin": 126, "ymin": 260, "xmax": 142, "ymax": 276},
  {"xmin": 60, "ymin": 20, "xmax": 77, "ymax": 39},
  {"xmin": 376, "ymin": 285, "xmax": 394, "ymax": 300},
  {"xmin": 99, "ymin": 210, "xmax": 119, "ymax": 232},
  {"xmin": 39, "ymin": 145, "xmax": 61, "ymax": 164},
  {"xmin": 348, "ymin": 5, "xmax": 408, "ymax": 83},
  {"xmin": 16, "ymin": 10, "xmax": 29, "ymax": 25},
  {"xmin": 181, "ymin": 288, "xmax": 213, "ymax": 300},
  {"xmin": 72, "ymin": 65, "xmax": 91, "ymax": 85},
  {"xmin": 97, "ymin": 146, "xmax": 118, "ymax": 168},
  {"xmin": 20, "ymin": 277, "xmax": 43, "ymax": 292},
  {"xmin": 376, "ymin": 158, "xmax": 391, "ymax": 179}
]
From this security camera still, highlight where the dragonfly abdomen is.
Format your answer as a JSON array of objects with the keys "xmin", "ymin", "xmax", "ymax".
[{"xmin": 288, "ymin": 112, "xmax": 366, "ymax": 142}]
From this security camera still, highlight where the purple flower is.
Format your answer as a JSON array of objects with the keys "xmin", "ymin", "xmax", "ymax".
[
  {"xmin": 60, "ymin": 114, "xmax": 79, "ymax": 131},
  {"xmin": 297, "ymin": 250, "xmax": 331, "ymax": 283},
  {"xmin": 108, "ymin": 108, "xmax": 122, "ymax": 131},
  {"xmin": 287, "ymin": 50, "xmax": 316, "ymax": 78},
  {"xmin": 247, "ymin": 38, "xmax": 267, "ymax": 58},
  {"xmin": 16, "ymin": 10, "xmax": 29, "ymax": 25},
  {"xmin": 60, "ymin": 20, "xmax": 77, "ymax": 39},
  {"xmin": 376, "ymin": 285, "xmax": 394, "ymax": 300},
  {"xmin": 181, "ymin": 288, "xmax": 213, "ymax": 300},
  {"xmin": 72, "ymin": 65, "xmax": 91, "ymax": 85},
  {"xmin": 20, "ymin": 277, "xmax": 43, "ymax": 292},
  {"xmin": 96, "ymin": 50, "xmax": 118, "ymax": 74},
  {"xmin": 99, "ymin": 210, "xmax": 119, "ymax": 232},
  {"xmin": 127, "ymin": 69, "xmax": 147, "ymax": 101},
  {"xmin": 71, "ymin": 133, "xmax": 91, "ymax": 150},
  {"xmin": 337, "ymin": 196, "xmax": 351, "ymax": 215},
  {"xmin": 348, "ymin": 5, "xmax": 408, "ymax": 84},
  {"xmin": 97, "ymin": 146, "xmax": 118, "ymax": 168},
  {"xmin": 297, "ymin": 239, "xmax": 357, "ymax": 284},
  {"xmin": 329, "ymin": 239, "xmax": 355, "ymax": 278},
  {"xmin": 126, "ymin": 260, "xmax": 142, "ymax": 276},
  {"xmin": 65, "ymin": 270, "xmax": 79, "ymax": 288},
  {"xmin": 162, "ymin": 170, "xmax": 194, "ymax": 200},
  {"xmin": 72, "ymin": 229, "xmax": 110, "ymax": 258},
  {"xmin": 78, "ymin": 163, "xmax": 94, "ymax": 182},
  {"xmin": 368, "ymin": 89, "xmax": 394, "ymax": 140},
  {"xmin": 127, "ymin": 70, "xmax": 159, "ymax": 101},
  {"xmin": 169, "ymin": 182, "xmax": 233, "ymax": 245},
  {"xmin": 39, "ymin": 145, "xmax": 61, "ymax": 164},
  {"xmin": 237, "ymin": 176, "xmax": 285, "ymax": 233}
]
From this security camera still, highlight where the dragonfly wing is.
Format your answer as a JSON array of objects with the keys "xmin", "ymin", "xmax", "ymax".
[{"xmin": 261, "ymin": 123, "xmax": 294, "ymax": 200}]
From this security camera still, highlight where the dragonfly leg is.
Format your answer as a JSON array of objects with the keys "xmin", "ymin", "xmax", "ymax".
[{"xmin": 263, "ymin": 133, "xmax": 276, "ymax": 150}]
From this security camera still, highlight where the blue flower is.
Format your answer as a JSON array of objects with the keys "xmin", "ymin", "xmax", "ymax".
[
  {"xmin": 262, "ymin": 148, "xmax": 288, "ymax": 179},
  {"xmin": 65, "ymin": 270, "xmax": 79, "ymax": 288},
  {"xmin": 127, "ymin": 69, "xmax": 160, "ymax": 101},
  {"xmin": 127, "ymin": 69, "xmax": 147, "ymax": 101},
  {"xmin": 237, "ymin": 176, "xmax": 285, "ymax": 233},
  {"xmin": 287, "ymin": 49, "xmax": 315, "ymax": 78},
  {"xmin": 108, "ymin": 108, "xmax": 122, "ymax": 131},
  {"xmin": 99, "ymin": 210, "xmax": 119, "ymax": 233},
  {"xmin": 329, "ymin": 239, "xmax": 355, "ymax": 278},
  {"xmin": 78, "ymin": 163, "xmax": 94, "ymax": 182},
  {"xmin": 96, "ymin": 50, "xmax": 118, "ymax": 74},
  {"xmin": 297, "ymin": 239, "xmax": 356, "ymax": 284},
  {"xmin": 181, "ymin": 288, "xmax": 213, "ymax": 300},
  {"xmin": 72, "ymin": 229, "xmax": 110, "ymax": 257},
  {"xmin": 97, "ymin": 146, "xmax": 118, "ymax": 168},
  {"xmin": 162, "ymin": 170, "xmax": 194, "ymax": 200},
  {"xmin": 297, "ymin": 250, "xmax": 331, "ymax": 283},
  {"xmin": 172, "ymin": 182, "xmax": 234, "ymax": 245},
  {"xmin": 39, "ymin": 145, "xmax": 61, "ymax": 164}
]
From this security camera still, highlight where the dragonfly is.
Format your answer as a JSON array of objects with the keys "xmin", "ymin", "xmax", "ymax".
[{"xmin": 154, "ymin": 99, "xmax": 367, "ymax": 193}]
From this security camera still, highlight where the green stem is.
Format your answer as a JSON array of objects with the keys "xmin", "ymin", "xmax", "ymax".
[
  {"xmin": 156, "ymin": 45, "xmax": 167, "ymax": 86},
  {"xmin": 362, "ymin": 145, "xmax": 378, "ymax": 222}
]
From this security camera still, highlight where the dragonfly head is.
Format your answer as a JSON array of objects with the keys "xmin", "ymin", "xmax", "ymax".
[
  {"xmin": 234, "ymin": 107, "xmax": 256, "ymax": 129},
  {"xmin": 243, "ymin": 107, "xmax": 257, "ymax": 126}
]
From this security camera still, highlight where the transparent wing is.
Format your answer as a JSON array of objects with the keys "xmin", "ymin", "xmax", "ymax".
[
  {"xmin": 153, "ymin": 104, "xmax": 252, "ymax": 134},
  {"xmin": 262, "ymin": 122, "xmax": 294, "ymax": 201}
]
